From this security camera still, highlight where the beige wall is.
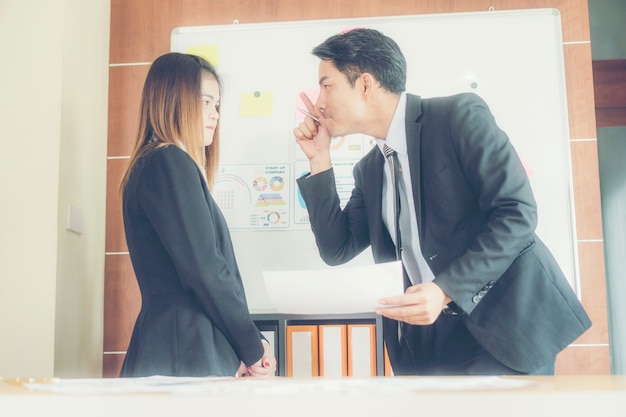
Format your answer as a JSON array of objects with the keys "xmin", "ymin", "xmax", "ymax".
[{"xmin": 0, "ymin": 0, "xmax": 109, "ymax": 378}]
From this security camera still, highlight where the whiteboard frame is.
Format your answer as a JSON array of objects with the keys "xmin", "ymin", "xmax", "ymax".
[{"xmin": 171, "ymin": 9, "xmax": 580, "ymax": 308}]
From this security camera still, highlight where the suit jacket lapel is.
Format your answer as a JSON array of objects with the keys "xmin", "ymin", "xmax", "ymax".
[
  {"xmin": 404, "ymin": 94, "xmax": 424, "ymax": 241},
  {"xmin": 367, "ymin": 149, "xmax": 389, "ymax": 247}
]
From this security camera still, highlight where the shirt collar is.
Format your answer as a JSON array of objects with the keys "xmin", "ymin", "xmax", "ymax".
[{"xmin": 377, "ymin": 92, "xmax": 407, "ymax": 156}]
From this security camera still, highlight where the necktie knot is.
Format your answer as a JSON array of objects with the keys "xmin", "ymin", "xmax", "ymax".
[{"xmin": 383, "ymin": 144, "xmax": 396, "ymax": 159}]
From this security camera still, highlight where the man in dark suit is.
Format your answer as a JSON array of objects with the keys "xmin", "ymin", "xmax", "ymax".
[{"xmin": 294, "ymin": 28, "xmax": 591, "ymax": 375}]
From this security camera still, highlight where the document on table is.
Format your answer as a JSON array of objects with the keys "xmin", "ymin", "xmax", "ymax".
[
  {"xmin": 262, "ymin": 260, "xmax": 404, "ymax": 314},
  {"xmin": 22, "ymin": 375, "xmax": 535, "ymax": 394}
]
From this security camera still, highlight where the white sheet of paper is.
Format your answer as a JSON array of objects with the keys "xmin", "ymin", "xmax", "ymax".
[
  {"xmin": 24, "ymin": 375, "xmax": 534, "ymax": 395},
  {"xmin": 262, "ymin": 261, "xmax": 404, "ymax": 314}
]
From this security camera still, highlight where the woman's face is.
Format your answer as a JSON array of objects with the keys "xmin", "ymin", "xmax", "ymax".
[{"xmin": 201, "ymin": 75, "xmax": 220, "ymax": 147}]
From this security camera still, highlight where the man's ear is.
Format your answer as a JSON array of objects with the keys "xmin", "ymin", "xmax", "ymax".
[
  {"xmin": 360, "ymin": 73, "xmax": 383, "ymax": 105},
  {"xmin": 361, "ymin": 72, "xmax": 375, "ymax": 95}
]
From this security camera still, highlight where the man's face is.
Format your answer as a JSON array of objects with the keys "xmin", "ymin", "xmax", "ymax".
[{"xmin": 316, "ymin": 60, "xmax": 365, "ymax": 137}]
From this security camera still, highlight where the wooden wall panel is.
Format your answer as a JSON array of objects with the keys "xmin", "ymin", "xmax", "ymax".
[
  {"xmin": 594, "ymin": 108, "xmax": 626, "ymax": 127},
  {"xmin": 594, "ymin": 83, "xmax": 626, "ymax": 109},
  {"xmin": 108, "ymin": 65, "xmax": 149, "ymax": 157},
  {"xmin": 556, "ymin": 345, "xmax": 611, "ymax": 375},
  {"xmin": 103, "ymin": 354, "xmax": 126, "ymax": 378},
  {"xmin": 593, "ymin": 60, "xmax": 626, "ymax": 127},
  {"xmin": 103, "ymin": 252, "xmax": 138, "ymax": 378},
  {"xmin": 566, "ymin": 149, "xmax": 607, "ymax": 367},
  {"xmin": 576, "ymin": 241, "xmax": 609, "ymax": 344},
  {"xmin": 596, "ymin": 107, "xmax": 626, "ymax": 127},
  {"xmin": 105, "ymin": 158, "xmax": 129, "ymax": 253},
  {"xmin": 109, "ymin": 0, "xmax": 494, "ymax": 64},
  {"xmin": 495, "ymin": 0, "xmax": 590, "ymax": 42},
  {"xmin": 564, "ymin": 44, "xmax": 597, "ymax": 139},
  {"xmin": 570, "ymin": 141, "xmax": 604, "ymax": 240},
  {"xmin": 104, "ymin": 0, "xmax": 608, "ymax": 376},
  {"xmin": 103, "ymin": 254, "xmax": 140, "ymax": 353}
]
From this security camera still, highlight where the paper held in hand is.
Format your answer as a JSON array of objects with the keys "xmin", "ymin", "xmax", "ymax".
[{"xmin": 262, "ymin": 261, "xmax": 403, "ymax": 315}]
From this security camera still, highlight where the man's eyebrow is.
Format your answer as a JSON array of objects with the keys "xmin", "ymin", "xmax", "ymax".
[{"xmin": 318, "ymin": 75, "xmax": 329, "ymax": 85}]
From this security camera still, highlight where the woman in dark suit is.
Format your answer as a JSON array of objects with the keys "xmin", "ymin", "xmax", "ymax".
[{"xmin": 119, "ymin": 53, "xmax": 276, "ymax": 377}]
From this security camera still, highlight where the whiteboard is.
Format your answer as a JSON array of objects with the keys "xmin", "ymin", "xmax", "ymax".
[{"xmin": 171, "ymin": 9, "xmax": 579, "ymax": 310}]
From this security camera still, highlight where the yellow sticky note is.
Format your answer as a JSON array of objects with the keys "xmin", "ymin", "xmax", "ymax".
[
  {"xmin": 186, "ymin": 44, "xmax": 219, "ymax": 67},
  {"xmin": 240, "ymin": 92, "xmax": 274, "ymax": 117}
]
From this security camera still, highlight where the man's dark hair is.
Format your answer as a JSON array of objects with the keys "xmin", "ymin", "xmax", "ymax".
[{"xmin": 312, "ymin": 28, "xmax": 407, "ymax": 94}]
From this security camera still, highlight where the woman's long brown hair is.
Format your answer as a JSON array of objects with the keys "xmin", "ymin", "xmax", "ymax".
[{"xmin": 120, "ymin": 53, "xmax": 221, "ymax": 193}]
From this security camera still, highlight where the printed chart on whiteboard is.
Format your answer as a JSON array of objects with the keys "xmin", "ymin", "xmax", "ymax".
[{"xmin": 214, "ymin": 164, "xmax": 290, "ymax": 229}]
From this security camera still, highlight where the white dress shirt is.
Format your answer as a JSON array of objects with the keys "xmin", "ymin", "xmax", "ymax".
[{"xmin": 377, "ymin": 93, "xmax": 435, "ymax": 285}]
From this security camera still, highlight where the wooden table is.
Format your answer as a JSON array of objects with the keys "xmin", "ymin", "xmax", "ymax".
[{"xmin": 1, "ymin": 375, "xmax": 625, "ymax": 416}]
